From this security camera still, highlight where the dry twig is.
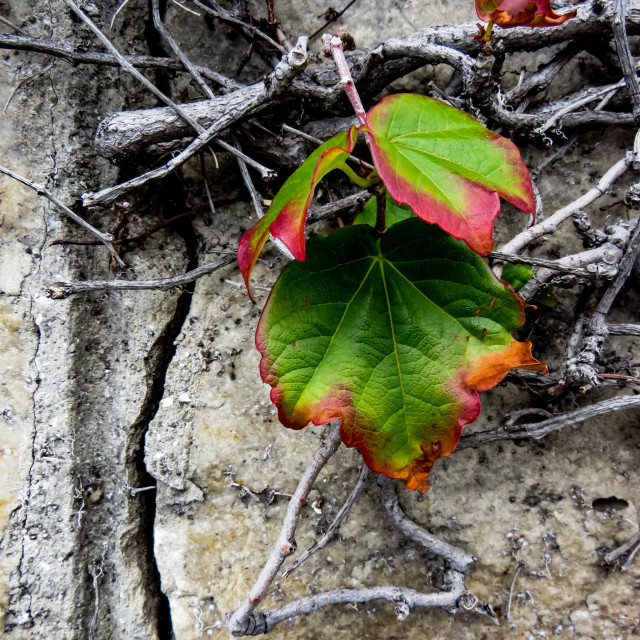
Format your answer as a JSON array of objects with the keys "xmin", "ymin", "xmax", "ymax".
[
  {"xmin": 151, "ymin": 0, "xmax": 215, "ymax": 99},
  {"xmin": 518, "ymin": 222, "xmax": 634, "ymax": 300},
  {"xmin": 378, "ymin": 476, "xmax": 473, "ymax": 573},
  {"xmin": 456, "ymin": 395, "xmax": 640, "ymax": 450},
  {"xmin": 613, "ymin": 0, "xmax": 640, "ymax": 123},
  {"xmin": 82, "ymin": 36, "xmax": 310, "ymax": 205},
  {"xmin": 498, "ymin": 153, "xmax": 632, "ymax": 259},
  {"xmin": 565, "ymin": 219, "xmax": 640, "ymax": 388},
  {"xmin": 0, "ymin": 33, "xmax": 242, "ymax": 90},
  {"xmin": 0, "ymin": 165, "xmax": 124, "ymax": 267},
  {"xmin": 282, "ymin": 463, "xmax": 368, "ymax": 578},
  {"xmin": 604, "ymin": 531, "xmax": 640, "ymax": 567},
  {"xmin": 226, "ymin": 425, "xmax": 343, "ymax": 636},
  {"xmin": 46, "ymin": 254, "xmax": 234, "ymax": 299},
  {"xmin": 62, "ymin": 0, "xmax": 272, "ymax": 178}
]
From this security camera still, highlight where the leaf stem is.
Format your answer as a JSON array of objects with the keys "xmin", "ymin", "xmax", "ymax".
[
  {"xmin": 373, "ymin": 183, "xmax": 387, "ymax": 235},
  {"xmin": 322, "ymin": 33, "xmax": 367, "ymax": 126}
]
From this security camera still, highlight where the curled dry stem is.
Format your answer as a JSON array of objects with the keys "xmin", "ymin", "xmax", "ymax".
[{"xmin": 227, "ymin": 429, "xmax": 488, "ymax": 637}]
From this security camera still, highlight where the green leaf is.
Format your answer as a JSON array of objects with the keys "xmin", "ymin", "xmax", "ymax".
[
  {"xmin": 364, "ymin": 94, "xmax": 535, "ymax": 255},
  {"xmin": 257, "ymin": 219, "xmax": 546, "ymax": 491},
  {"xmin": 353, "ymin": 193, "xmax": 415, "ymax": 228},
  {"xmin": 502, "ymin": 263, "xmax": 556, "ymax": 308},
  {"xmin": 238, "ymin": 126, "xmax": 373, "ymax": 297}
]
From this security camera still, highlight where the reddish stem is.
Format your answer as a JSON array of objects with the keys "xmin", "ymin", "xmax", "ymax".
[
  {"xmin": 322, "ymin": 34, "xmax": 367, "ymax": 126},
  {"xmin": 266, "ymin": 0, "xmax": 276, "ymax": 25}
]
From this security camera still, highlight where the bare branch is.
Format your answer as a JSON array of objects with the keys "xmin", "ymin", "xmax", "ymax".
[
  {"xmin": 0, "ymin": 34, "xmax": 242, "ymax": 91},
  {"xmin": 505, "ymin": 562, "xmax": 523, "ymax": 622},
  {"xmin": 607, "ymin": 323, "xmax": 640, "ymax": 336},
  {"xmin": 191, "ymin": 0, "xmax": 287, "ymax": 56},
  {"xmin": 251, "ymin": 583, "xmax": 465, "ymax": 636},
  {"xmin": 595, "ymin": 219, "xmax": 640, "ymax": 316},
  {"xmin": 0, "ymin": 164, "xmax": 124, "ymax": 267},
  {"xmin": 282, "ymin": 464, "xmax": 368, "ymax": 578},
  {"xmin": 233, "ymin": 135, "xmax": 293, "ymax": 260},
  {"xmin": 84, "ymin": 103, "xmax": 267, "ymax": 206},
  {"xmin": 226, "ymin": 425, "xmax": 343, "ymax": 637},
  {"xmin": 535, "ymin": 76, "xmax": 636, "ymax": 134},
  {"xmin": 307, "ymin": 190, "xmax": 370, "ymax": 224},
  {"xmin": 62, "ymin": 0, "xmax": 201, "ymax": 129},
  {"xmin": 83, "ymin": 37, "xmax": 310, "ymax": 205},
  {"xmin": 377, "ymin": 476, "xmax": 473, "ymax": 572},
  {"xmin": 456, "ymin": 395, "xmax": 640, "ymax": 451},
  {"xmin": 228, "ymin": 467, "xmax": 493, "ymax": 637},
  {"xmin": 566, "ymin": 219, "xmax": 640, "ymax": 388},
  {"xmin": 488, "ymin": 251, "xmax": 596, "ymax": 278},
  {"xmin": 623, "ymin": 542, "xmax": 640, "ymax": 570},
  {"xmin": 94, "ymin": 86, "xmax": 262, "ymax": 158},
  {"xmin": 90, "ymin": 0, "xmax": 640, "ymax": 160},
  {"xmin": 309, "ymin": 0, "xmax": 359, "ymax": 41},
  {"xmin": 505, "ymin": 44, "xmax": 575, "ymax": 106},
  {"xmin": 4, "ymin": 60, "xmax": 55, "ymax": 113},
  {"xmin": 499, "ymin": 153, "xmax": 632, "ymax": 258},
  {"xmin": 62, "ymin": 0, "xmax": 273, "ymax": 176},
  {"xmin": 613, "ymin": 0, "xmax": 640, "ymax": 123},
  {"xmin": 151, "ymin": 0, "xmax": 215, "ymax": 99},
  {"xmin": 0, "ymin": 15, "xmax": 26, "ymax": 35},
  {"xmin": 490, "ymin": 98, "xmax": 633, "ymax": 131},
  {"xmin": 518, "ymin": 224, "xmax": 633, "ymax": 300},
  {"xmin": 605, "ymin": 531, "xmax": 640, "ymax": 565},
  {"xmin": 45, "ymin": 254, "xmax": 235, "ymax": 299}
]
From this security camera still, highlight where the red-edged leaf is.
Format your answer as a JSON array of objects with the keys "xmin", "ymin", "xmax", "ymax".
[
  {"xmin": 257, "ymin": 220, "xmax": 546, "ymax": 492},
  {"xmin": 364, "ymin": 93, "xmax": 535, "ymax": 255},
  {"xmin": 476, "ymin": 0, "xmax": 577, "ymax": 27},
  {"xmin": 238, "ymin": 127, "xmax": 359, "ymax": 297}
]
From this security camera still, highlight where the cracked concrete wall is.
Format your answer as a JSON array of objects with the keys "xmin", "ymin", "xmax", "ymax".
[
  {"xmin": 0, "ymin": 1, "xmax": 189, "ymax": 637},
  {"xmin": 1, "ymin": 2, "xmax": 639, "ymax": 640}
]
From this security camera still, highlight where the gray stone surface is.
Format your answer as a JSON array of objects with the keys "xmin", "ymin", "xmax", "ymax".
[
  {"xmin": 0, "ymin": 1, "xmax": 639, "ymax": 640},
  {"xmin": 0, "ymin": 1, "xmax": 188, "ymax": 637}
]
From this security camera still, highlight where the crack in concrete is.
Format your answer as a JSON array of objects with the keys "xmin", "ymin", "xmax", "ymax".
[
  {"xmin": 127, "ymin": 10, "xmax": 203, "ymax": 637},
  {"xmin": 124, "ymin": 208, "xmax": 199, "ymax": 640}
]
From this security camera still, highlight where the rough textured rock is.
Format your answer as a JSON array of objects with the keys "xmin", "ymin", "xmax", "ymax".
[
  {"xmin": 0, "ymin": 1, "xmax": 188, "ymax": 637},
  {"xmin": 0, "ymin": 2, "xmax": 639, "ymax": 640}
]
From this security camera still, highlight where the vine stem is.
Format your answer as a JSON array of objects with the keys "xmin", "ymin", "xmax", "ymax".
[
  {"xmin": 373, "ymin": 183, "xmax": 387, "ymax": 235},
  {"xmin": 321, "ymin": 33, "xmax": 367, "ymax": 126},
  {"xmin": 226, "ymin": 425, "xmax": 343, "ymax": 636}
]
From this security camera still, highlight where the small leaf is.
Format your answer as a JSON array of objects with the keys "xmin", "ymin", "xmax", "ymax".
[
  {"xmin": 353, "ymin": 193, "xmax": 415, "ymax": 228},
  {"xmin": 364, "ymin": 93, "xmax": 535, "ymax": 255},
  {"xmin": 501, "ymin": 262, "xmax": 535, "ymax": 291},
  {"xmin": 476, "ymin": 0, "xmax": 577, "ymax": 27},
  {"xmin": 238, "ymin": 127, "xmax": 363, "ymax": 296},
  {"xmin": 257, "ymin": 219, "xmax": 546, "ymax": 492},
  {"xmin": 502, "ymin": 263, "xmax": 556, "ymax": 308}
]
